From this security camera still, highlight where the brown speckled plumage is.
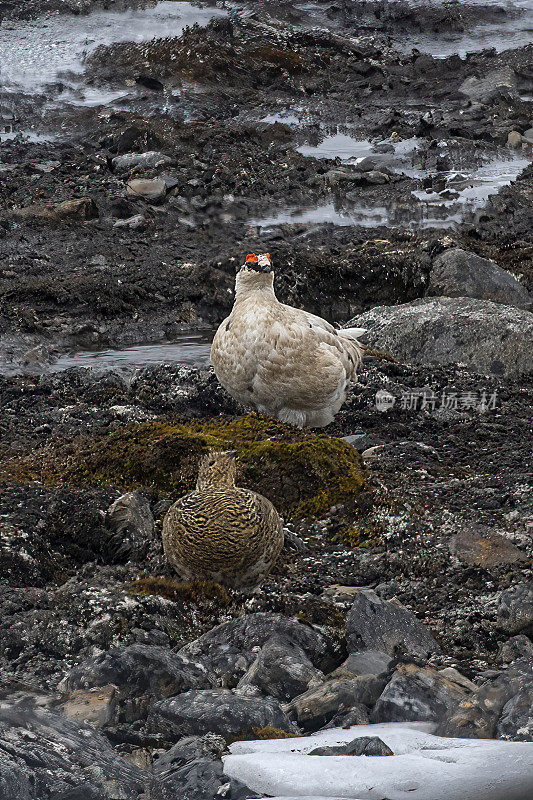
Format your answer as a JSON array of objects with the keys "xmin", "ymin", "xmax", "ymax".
[{"xmin": 162, "ymin": 451, "xmax": 284, "ymax": 591}]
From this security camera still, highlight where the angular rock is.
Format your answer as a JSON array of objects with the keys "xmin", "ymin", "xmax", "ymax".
[
  {"xmin": 286, "ymin": 679, "xmax": 370, "ymax": 731},
  {"xmin": 0, "ymin": 752, "xmax": 30, "ymax": 800},
  {"xmin": 148, "ymin": 689, "xmax": 292, "ymax": 742},
  {"xmin": 126, "ymin": 178, "xmax": 167, "ymax": 202},
  {"xmin": 178, "ymin": 613, "xmax": 333, "ymax": 687},
  {"xmin": 459, "ymin": 67, "xmax": 518, "ymax": 103},
  {"xmin": 113, "ymin": 214, "xmax": 146, "ymax": 229},
  {"xmin": 62, "ymin": 644, "xmax": 211, "ymax": 722},
  {"xmin": 104, "ymin": 491, "xmax": 155, "ymax": 562},
  {"xmin": 154, "ymin": 756, "xmax": 254, "ymax": 800},
  {"xmin": 522, "ymin": 127, "xmax": 533, "ymax": 145},
  {"xmin": 0, "ymin": 701, "xmax": 146, "ymax": 799},
  {"xmin": 346, "ymin": 589, "xmax": 440, "ymax": 659},
  {"xmin": 429, "ymin": 248, "xmax": 532, "ymax": 309},
  {"xmin": 330, "ymin": 650, "xmax": 394, "ymax": 679},
  {"xmin": 498, "ymin": 635, "xmax": 533, "ymax": 663},
  {"xmin": 349, "ymin": 297, "xmax": 533, "ymax": 377},
  {"xmin": 310, "ymin": 735, "xmax": 393, "ymax": 756},
  {"xmin": 237, "ymin": 637, "xmax": 323, "ymax": 702},
  {"xmin": 438, "ymin": 658, "xmax": 533, "ymax": 738},
  {"xmin": 154, "ymin": 733, "xmax": 226, "ymax": 771},
  {"xmin": 371, "ymin": 663, "xmax": 470, "ymax": 724},
  {"xmin": 450, "ymin": 524, "xmax": 527, "ymax": 567},
  {"xmin": 496, "ymin": 582, "xmax": 533, "ymax": 635},
  {"xmin": 497, "ymin": 685, "xmax": 533, "ymax": 741},
  {"xmin": 112, "ymin": 151, "xmax": 172, "ymax": 171}
]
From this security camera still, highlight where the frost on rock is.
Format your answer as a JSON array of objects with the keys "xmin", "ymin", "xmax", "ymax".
[{"xmin": 224, "ymin": 722, "xmax": 533, "ymax": 800}]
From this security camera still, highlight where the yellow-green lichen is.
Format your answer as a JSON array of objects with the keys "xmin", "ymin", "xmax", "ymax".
[{"xmin": 331, "ymin": 524, "xmax": 383, "ymax": 549}]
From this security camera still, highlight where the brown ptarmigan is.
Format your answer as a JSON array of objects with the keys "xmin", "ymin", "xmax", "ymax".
[
  {"xmin": 210, "ymin": 253, "xmax": 366, "ymax": 428},
  {"xmin": 162, "ymin": 450, "xmax": 283, "ymax": 591}
]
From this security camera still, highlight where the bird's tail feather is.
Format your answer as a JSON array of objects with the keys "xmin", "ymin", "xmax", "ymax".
[{"xmin": 340, "ymin": 327, "xmax": 367, "ymax": 340}]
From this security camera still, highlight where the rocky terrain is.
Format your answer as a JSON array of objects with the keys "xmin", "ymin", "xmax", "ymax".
[{"xmin": 0, "ymin": 0, "xmax": 532, "ymax": 798}]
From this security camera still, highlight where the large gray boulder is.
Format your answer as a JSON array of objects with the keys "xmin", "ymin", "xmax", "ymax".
[
  {"xmin": 428, "ymin": 248, "xmax": 531, "ymax": 309},
  {"xmin": 237, "ymin": 637, "xmax": 324, "ymax": 702},
  {"xmin": 286, "ymin": 678, "xmax": 373, "ymax": 731},
  {"xmin": 178, "ymin": 613, "xmax": 334, "ymax": 687},
  {"xmin": 438, "ymin": 658, "xmax": 533, "ymax": 739},
  {"xmin": 459, "ymin": 66, "xmax": 518, "ymax": 103},
  {"xmin": 154, "ymin": 757, "xmax": 254, "ymax": 800},
  {"xmin": 62, "ymin": 643, "xmax": 211, "ymax": 723},
  {"xmin": 350, "ymin": 297, "xmax": 533, "ymax": 376},
  {"xmin": 0, "ymin": 701, "xmax": 146, "ymax": 799},
  {"xmin": 497, "ymin": 685, "xmax": 533, "ymax": 741},
  {"xmin": 346, "ymin": 589, "xmax": 440, "ymax": 659},
  {"xmin": 148, "ymin": 689, "xmax": 292, "ymax": 742},
  {"xmin": 496, "ymin": 582, "xmax": 533, "ymax": 635},
  {"xmin": 371, "ymin": 663, "xmax": 471, "ymax": 724}
]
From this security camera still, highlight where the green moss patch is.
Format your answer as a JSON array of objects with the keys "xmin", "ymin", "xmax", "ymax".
[{"xmin": 0, "ymin": 415, "xmax": 367, "ymax": 520}]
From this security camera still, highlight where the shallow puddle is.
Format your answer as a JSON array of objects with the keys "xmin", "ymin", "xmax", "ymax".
[
  {"xmin": 0, "ymin": 1, "xmax": 226, "ymax": 93},
  {"xmin": 297, "ymin": 132, "xmax": 421, "ymax": 168},
  {"xmin": 295, "ymin": 0, "xmax": 533, "ymax": 58},
  {"xmin": 48, "ymin": 333, "xmax": 214, "ymax": 374},
  {"xmin": 253, "ymin": 151, "xmax": 529, "ymax": 231}
]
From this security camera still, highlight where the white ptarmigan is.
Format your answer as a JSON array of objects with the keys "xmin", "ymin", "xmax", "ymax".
[{"xmin": 210, "ymin": 253, "xmax": 366, "ymax": 428}]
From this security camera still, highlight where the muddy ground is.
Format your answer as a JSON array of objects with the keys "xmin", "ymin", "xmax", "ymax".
[{"xmin": 0, "ymin": 0, "xmax": 532, "ymax": 721}]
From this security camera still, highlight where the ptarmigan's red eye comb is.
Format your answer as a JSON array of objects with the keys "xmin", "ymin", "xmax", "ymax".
[{"xmin": 246, "ymin": 254, "xmax": 258, "ymax": 263}]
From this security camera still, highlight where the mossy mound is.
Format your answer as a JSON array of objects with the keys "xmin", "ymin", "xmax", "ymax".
[
  {"xmin": 1, "ymin": 415, "xmax": 367, "ymax": 520},
  {"xmin": 130, "ymin": 576, "xmax": 232, "ymax": 607}
]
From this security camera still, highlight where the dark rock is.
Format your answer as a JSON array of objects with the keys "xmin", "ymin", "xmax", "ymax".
[
  {"xmin": 438, "ymin": 658, "xmax": 533, "ymax": 739},
  {"xmin": 0, "ymin": 752, "xmax": 31, "ymax": 800},
  {"xmin": 62, "ymin": 643, "xmax": 211, "ymax": 722},
  {"xmin": 154, "ymin": 756, "xmax": 254, "ymax": 800},
  {"xmin": 429, "ymin": 248, "xmax": 532, "ymax": 309},
  {"xmin": 371, "ymin": 663, "xmax": 471, "ymax": 724},
  {"xmin": 310, "ymin": 735, "xmax": 393, "ymax": 756},
  {"xmin": 349, "ymin": 297, "xmax": 533, "ymax": 377},
  {"xmin": 134, "ymin": 74, "xmax": 164, "ymax": 91},
  {"xmin": 108, "ymin": 196, "xmax": 137, "ymax": 219},
  {"xmin": 346, "ymin": 589, "xmax": 440, "ymax": 659},
  {"xmin": 104, "ymin": 491, "xmax": 155, "ymax": 562},
  {"xmin": 459, "ymin": 67, "xmax": 518, "ymax": 103},
  {"xmin": 0, "ymin": 701, "xmax": 146, "ymax": 799},
  {"xmin": 497, "ymin": 685, "xmax": 533, "ymax": 741},
  {"xmin": 286, "ymin": 679, "xmax": 370, "ymax": 731},
  {"xmin": 148, "ymin": 689, "xmax": 292, "ymax": 742},
  {"xmin": 498, "ymin": 635, "xmax": 533, "ymax": 664},
  {"xmin": 496, "ymin": 582, "xmax": 533, "ymax": 635},
  {"xmin": 178, "ymin": 613, "xmax": 334, "ymax": 687},
  {"xmin": 153, "ymin": 733, "xmax": 226, "ymax": 771},
  {"xmin": 450, "ymin": 524, "xmax": 527, "ymax": 567},
  {"xmin": 237, "ymin": 636, "xmax": 323, "ymax": 702}
]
